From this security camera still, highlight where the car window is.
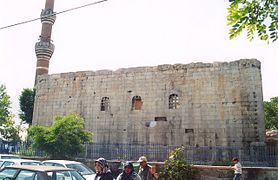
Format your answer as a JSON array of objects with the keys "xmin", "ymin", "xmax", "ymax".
[
  {"xmin": 16, "ymin": 170, "xmax": 37, "ymax": 180},
  {"xmin": 43, "ymin": 162, "xmax": 54, "ymax": 166},
  {"xmin": 33, "ymin": 173, "xmax": 38, "ymax": 180},
  {"xmin": 56, "ymin": 171, "xmax": 71, "ymax": 180},
  {"xmin": 21, "ymin": 162, "xmax": 42, "ymax": 166},
  {"xmin": 47, "ymin": 171, "xmax": 54, "ymax": 179},
  {"xmin": 70, "ymin": 171, "xmax": 86, "ymax": 180},
  {"xmin": 0, "ymin": 168, "xmax": 18, "ymax": 179},
  {"xmin": 44, "ymin": 162, "xmax": 64, "ymax": 167},
  {"xmin": 53, "ymin": 163, "xmax": 64, "ymax": 167},
  {"xmin": 66, "ymin": 164, "xmax": 94, "ymax": 175},
  {"xmin": 2, "ymin": 161, "xmax": 15, "ymax": 167},
  {"xmin": 48, "ymin": 170, "xmax": 84, "ymax": 180},
  {"xmin": 1, "ymin": 156, "xmax": 21, "ymax": 159}
]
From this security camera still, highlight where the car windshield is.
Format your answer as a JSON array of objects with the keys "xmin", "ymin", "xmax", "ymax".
[{"xmin": 66, "ymin": 164, "xmax": 94, "ymax": 175}]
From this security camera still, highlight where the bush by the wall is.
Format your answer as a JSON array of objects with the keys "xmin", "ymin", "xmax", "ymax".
[{"xmin": 159, "ymin": 147, "xmax": 198, "ymax": 180}]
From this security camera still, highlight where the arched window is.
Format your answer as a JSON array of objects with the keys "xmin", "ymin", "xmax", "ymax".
[
  {"xmin": 169, "ymin": 94, "xmax": 179, "ymax": 109},
  {"xmin": 100, "ymin": 97, "xmax": 110, "ymax": 111},
  {"xmin": 132, "ymin": 96, "xmax": 142, "ymax": 110}
]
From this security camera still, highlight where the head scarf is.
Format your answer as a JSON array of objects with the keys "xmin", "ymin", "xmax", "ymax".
[{"xmin": 95, "ymin": 157, "xmax": 109, "ymax": 174}]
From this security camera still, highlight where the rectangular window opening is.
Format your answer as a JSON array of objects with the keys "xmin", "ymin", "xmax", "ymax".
[
  {"xmin": 154, "ymin": 117, "xmax": 167, "ymax": 121},
  {"xmin": 185, "ymin": 129, "xmax": 194, "ymax": 133}
]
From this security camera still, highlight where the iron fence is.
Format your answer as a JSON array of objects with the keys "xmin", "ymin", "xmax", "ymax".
[
  {"xmin": 17, "ymin": 143, "xmax": 277, "ymax": 167},
  {"xmin": 79, "ymin": 143, "xmax": 277, "ymax": 167}
]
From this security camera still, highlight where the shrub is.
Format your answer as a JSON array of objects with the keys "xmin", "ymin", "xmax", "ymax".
[{"xmin": 159, "ymin": 147, "xmax": 198, "ymax": 180}]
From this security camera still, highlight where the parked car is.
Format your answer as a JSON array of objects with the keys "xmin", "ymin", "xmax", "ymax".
[
  {"xmin": 0, "ymin": 159, "xmax": 43, "ymax": 168},
  {"xmin": 0, "ymin": 165, "xmax": 85, "ymax": 180},
  {"xmin": 0, "ymin": 154, "xmax": 21, "ymax": 159},
  {"xmin": 0, "ymin": 155, "xmax": 22, "ymax": 168},
  {"xmin": 42, "ymin": 160, "xmax": 95, "ymax": 179}
]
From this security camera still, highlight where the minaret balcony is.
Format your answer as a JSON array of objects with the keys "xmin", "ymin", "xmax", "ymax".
[
  {"xmin": 35, "ymin": 41, "xmax": 55, "ymax": 59},
  {"xmin": 41, "ymin": 9, "xmax": 56, "ymax": 25}
]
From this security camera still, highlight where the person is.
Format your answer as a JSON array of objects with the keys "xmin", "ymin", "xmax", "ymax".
[
  {"xmin": 94, "ymin": 157, "xmax": 114, "ymax": 180},
  {"xmin": 116, "ymin": 161, "xmax": 141, "ymax": 180},
  {"xmin": 137, "ymin": 156, "xmax": 159, "ymax": 180},
  {"xmin": 231, "ymin": 157, "xmax": 242, "ymax": 180}
]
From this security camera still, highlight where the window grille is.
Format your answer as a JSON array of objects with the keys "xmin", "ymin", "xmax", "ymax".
[
  {"xmin": 169, "ymin": 94, "xmax": 179, "ymax": 109},
  {"xmin": 100, "ymin": 97, "xmax": 110, "ymax": 111}
]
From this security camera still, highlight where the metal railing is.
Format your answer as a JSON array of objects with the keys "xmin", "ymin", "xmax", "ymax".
[
  {"xmin": 80, "ymin": 143, "xmax": 277, "ymax": 167},
  {"xmin": 17, "ymin": 143, "xmax": 277, "ymax": 167}
]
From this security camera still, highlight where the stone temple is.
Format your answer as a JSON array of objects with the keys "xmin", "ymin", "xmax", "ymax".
[
  {"xmin": 33, "ymin": 59, "xmax": 265, "ymax": 148},
  {"xmin": 33, "ymin": 0, "xmax": 265, "ymax": 149}
]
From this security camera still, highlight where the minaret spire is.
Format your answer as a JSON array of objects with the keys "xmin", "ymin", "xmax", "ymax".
[{"xmin": 35, "ymin": 0, "xmax": 56, "ymax": 84}]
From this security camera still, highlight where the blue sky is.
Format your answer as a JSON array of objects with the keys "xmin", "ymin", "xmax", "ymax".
[{"xmin": 0, "ymin": 0, "xmax": 277, "ymax": 116}]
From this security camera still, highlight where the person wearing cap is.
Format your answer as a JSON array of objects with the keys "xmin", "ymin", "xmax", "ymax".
[
  {"xmin": 94, "ymin": 157, "xmax": 114, "ymax": 180},
  {"xmin": 137, "ymin": 156, "xmax": 159, "ymax": 180},
  {"xmin": 116, "ymin": 161, "xmax": 141, "ymax": 180},
  {"xmin": 231, "ymin": 157, "xmax": 242, "ymax": 180}
]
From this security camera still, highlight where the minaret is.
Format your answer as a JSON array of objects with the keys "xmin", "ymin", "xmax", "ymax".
[{"xmin": 35, "ymin": 0, "xmax": 56, "ymax": 84}]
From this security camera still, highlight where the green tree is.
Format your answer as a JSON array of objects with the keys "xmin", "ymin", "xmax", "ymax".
[
  {"xmin": 227, "ymin": 0, "xmax": 278, "ymax": 42},
  {"xmin": 264, "ymin": 97, "xmax": 278, "ymax": 130},
  {"xmin": 19, "ymin": 88, "xmax": 35, "ymax": 124},
  {"xmin": 28, "ymin": 113, "xmax": 93, "ymax": 159},
  {"xmin": 0, "ymin": 84, "xmax": 11, "ymax": 125},
  {"xmin": 0, "ymin": 116, "xmax": 21, "ymax": 142},
  {"xmin": 159, "ymin": 147, "xmax": 198, "ymax": 180},
  {"xmin": 0, "ymin": 83, "xmax": 21, "ymax": 142}
]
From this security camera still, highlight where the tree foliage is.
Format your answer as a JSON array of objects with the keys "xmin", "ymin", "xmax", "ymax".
[
  {"xmin": 227, "ymin": 0, "xmax": 278, "ymax": 42},
  {"xmin": 159, "ymin": 147, "xmax": 198, "ymax": 180},
  {"xmin": 0, "ymin": 84, "xmax": 11, "ymax": 125},
  {"xmin": 0, "ymin": 83, "xmax": 20, "ymax": 142},
  {"xmin": 264, "ymin": 97, "xmax": 278, "ymax": 130},
  {"xmin": 19, "ymin": 88, "xmax": 35, "ymax": 124},
  {"xmin": 28, "ymin": 113, "xmax": 93, "ymax": 159},
  {"xmin": 0, "ymin": 116, "xmax": 21, "ymax": 142}
]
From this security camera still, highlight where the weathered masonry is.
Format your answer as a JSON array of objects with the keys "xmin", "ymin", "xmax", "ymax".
[{"xmin": 33, "ymin": 59, "xmax": 265, "ymax": 147}]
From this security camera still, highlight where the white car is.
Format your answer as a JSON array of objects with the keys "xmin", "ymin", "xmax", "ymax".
[
  {"xmin": 0, "ymin": 154, "xmax": 21, "ymax": 159},
  {"xmin": 0, "ymin": 154, "xmax": 23, "ymax": 167},
  {"xmin": 42, "ymin": 160, "xmax": 95, "ymax": 179},
  {"xmin": 0, "ymin": 159, "xmax": 43, "ymax": 168}
]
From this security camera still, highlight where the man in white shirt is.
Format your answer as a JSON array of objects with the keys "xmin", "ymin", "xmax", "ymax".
[{"xmin": 231, "ymin": 157, "xmax": 242, "ymax": 180}]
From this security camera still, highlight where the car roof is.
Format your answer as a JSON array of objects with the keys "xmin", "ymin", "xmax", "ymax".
[
  {"xmin": 0, "ymin": 154, "xmax": 21, "ymax": 158},
  {"xmin": 4, "ymin": 165, "xmax": 73, "ymax": 172},
  {"xmin": 42, "ymin": 160, "xmax": 82, "ymax": 165},
  {"xmin": 2, "ymin": 159, "xmax": 41, "ymax": 163}
]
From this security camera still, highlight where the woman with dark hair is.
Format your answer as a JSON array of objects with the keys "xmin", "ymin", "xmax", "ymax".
[
  {"xmin": 116, "ymin": 161, "xmax": 141, "ymax": 180},
  {"xmin": 94, "ymin": 157, "xmax": 114, "ymax": 180}
]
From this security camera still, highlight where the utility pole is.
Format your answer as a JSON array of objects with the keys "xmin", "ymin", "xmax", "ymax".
[{"xmin": 34, "ymin": 0, "xmax": 55, "ymax": 84}]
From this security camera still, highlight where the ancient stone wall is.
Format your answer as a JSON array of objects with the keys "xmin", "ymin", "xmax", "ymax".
[{"xmin": 33, "ymin": 59, "xmax": 265, "ymax": 147}]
